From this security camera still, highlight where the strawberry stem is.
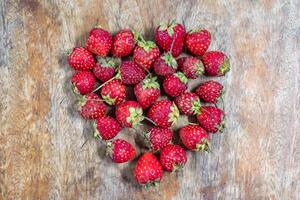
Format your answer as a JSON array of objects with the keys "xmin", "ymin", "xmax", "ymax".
[
  {"xmin": 139, "ymin": 65, "xmax": 151, "ymax": 75},
  {"xmin": 219, "ymin": 90, "xmax": 225, "ymax": 111},
  {"xmin": 143, "ymin": 116, "xmax": 157, "ymax": 126},
  {"xmin": 168, "ymin": 33, "xmax": 177, "ymax": 54},
  {"xmin": 59, "ymin": 96, "xmax": 66, "ymax": 105},
  {"xmin": 92, "ymin": 76, "xmax": 116, "ymax": 93},
  {"xmin": 81, "ymin": 137, "xmax": 89, "ymax": 148}
]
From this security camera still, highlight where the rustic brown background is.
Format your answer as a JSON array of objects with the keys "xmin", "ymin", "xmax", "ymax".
[{"xmin": 0, "ymin": 0, "xmax": 299, "ymax": 199}]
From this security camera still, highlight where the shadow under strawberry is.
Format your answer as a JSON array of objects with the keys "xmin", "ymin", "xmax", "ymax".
[{"xmin": 120, "ymin": 156, "xmax": 140, "ymax": 187}]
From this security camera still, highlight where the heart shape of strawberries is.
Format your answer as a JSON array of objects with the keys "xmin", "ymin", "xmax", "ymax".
[{"xmin": 68, "ymin": 19, "xmax": 230, "ymax": 187}]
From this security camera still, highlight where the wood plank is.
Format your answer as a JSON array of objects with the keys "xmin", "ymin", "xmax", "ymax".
[{"xmin": 0, "ymin": 0, "xmax": 299, "ymax": 199}]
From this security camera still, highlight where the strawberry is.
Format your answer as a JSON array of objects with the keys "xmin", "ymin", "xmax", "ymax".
[
  {"xmin": 185, "ymin": 29, "xmax": 211, "ymax": 56},
  {"xmin": 93, "ymin": 57, "xmax": 120, "ymax": 82},
  {"xmin": 112, "ymin": 29, "xmax": 136, "ymax": 57},
  {"xmin": 71, "ymin": 71, "xmax": 96, "ymax": 95},
  {"xmin": 86, "ymin": 27, "xmax": 112, "ymax": 56},
  {"xmin": 100, "ymin": 79, "xmax": 126, "ymax": 105},
  {"xmin": 153, "ymin": 52, "xmax": 178, "ymax": 76},
  {"xmin": 79, "ymin": 93, "xmax": 107, "ymax": 119},
  {"xmin": 177, "ymin": 56, "xmax": 204, "ymax": 79},
  {"xmin": 145, "ymin": 127, "xmax": 173, "ymax": 151},
  {"xmin": 155, "ymin": 20, "xmax": 186, "ymax": 57},
  {"xmin": 94, "ymin": 116, "xmax": 122, "ymax": 140},
  {"xmin": 175, "ymin": 92, "xmax": 201, "ymax": 116},
  {"xmin": 160, "ymin": 144, "xmax": 187, "ymax": 172},
  {"xmin": 202, "ymin": 51, "xmax": 230, "ymax": 76},
  {"xmin": 147, "ymin": 100, "xmax": 179, "ymax": 128},
  {"xmin": 134, "ymin": 152, "xmax": 163, "ymax": 186},
  {"xmin": 195, "ymin": 80, "xmax": 224, "ymax": 103},
  {"xmin": 179, "ymin": 124, "xmax": 210, "ymax": 151},
  {"xmin": 115, "ymin": 101, "xmax": 144, "ymax": 128},
  {"xmin": 107, "ymin": 139, "xmax": 136, "ymax": 163},
  {"xmin": 196, "ymin": 106, "xmax": 225, "ymax": 133},
  {"xmin": 133, "ymin": 34, "xmax": 160, "ymax": 70},
  {"xmin": 119, "ymin": 61, "xmax": 146, "ymax": 84},
  {"xmin": 163, "ymin": 72, "xmax": 188, "ymax": 97},
  {"xmin": 68, "ymin": 47, "xmax": 95, "ymax": 71},
  {"xmin": 134, "ymin": 76, "xmax": 160, "ymax": 109}
]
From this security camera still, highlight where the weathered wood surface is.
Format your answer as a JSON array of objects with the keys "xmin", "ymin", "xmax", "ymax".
[{"xmin": 0, "ymin": 0, "xmax": 299, "ymax": 199}]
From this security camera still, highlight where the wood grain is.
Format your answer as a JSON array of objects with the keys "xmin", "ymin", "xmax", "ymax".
[{"xmin": 0, "ymin": 0, "xmax": 299, "ymax": 199}]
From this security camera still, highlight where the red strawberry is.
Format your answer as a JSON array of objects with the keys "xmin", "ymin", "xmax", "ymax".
[
  {"xmin": 195, "ymin": 80, "xmax": 224, "ymax": 103},
  {"xmin": 153, "ymin": 52, "xmax": 178, "ymax": 76},
  {"xmin": 163, "ymin": 72, "xmax": 188, "ymax": 97},
  {"xmin": 134, "ymin": 152, "xmax": 163, "ymax": 186},
  {"xmin": 100, "ymin": 79, "xmax": 126, "ymax": 105},
  {"xmin": 145, "ymin": 127, "xmax": 173, "ymax": 151},
  {"xmin": 179, "ymin": 125, "xmax": 210, "ymax": 151},
  {"xmin": 177, "ymin": 56, "xmax": 204, "ymax": 79},
  {"xmin": 93, "ymin": 57, "xmax": 120, "ymax": 82},
  {"xmin": 155, "ymin": 20, "xmax": 186, "ymax": 57},
  {"xmin": 107, "ymin": 139, "xmax": 136, "ymax": 163},
  {"xmin": 175, "ymin": 92, "xmax": 201, "ymax": 116},
  {"xmin": 196, "ymin": 106, "xmax": 225, "ymax": 133},
  {"xmin": 115, "ymin": 101, "xmax": 144, "ymax": 128},
  {"xmin": 86, "ymin": 27, "xmax": 112, "ymax": 56},
  {"xmin": 133, "ymin": 34, "xmax": 160, "ymax": 70},
  {"xmin": 134, "ymin": 76, "xmax": 160, "ymax": 109},
  {"xmin": 94, "ymin": 116, "xmax": 122, "ymax": 140},
  {"xmin": 147, "ymin": 100, "xmax": 179, "ymax": 128},
  {"xmin": 112, "ymin": 29, "xmax": 136, "ymax": 57},
  {"xmin": 119, "ymin": 61, "xmax": 146, "ymax": 84},
  {"xmin": 185, "ymin": 29, "xmax": 211, "ymax": 56},
  {"xmin": 202, "ymin": 51, "xmax": 230, "ymax": 76},
  {"xmin": 160, "ymin": 144, "xmax": 187, "ymax": 172},
  {"xmin": 68, "ymin": 47, "xmax": 95, "ymax": 71},
  {"xmin": 71, "ymin": 71, "xmax": 96, "ymax": 95},
  {"xmin": 79, "ymin": 93, "xmax": 107, "ymax": 119}
]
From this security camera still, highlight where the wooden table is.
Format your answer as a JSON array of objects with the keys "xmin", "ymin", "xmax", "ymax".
[{"xmin": 0, "ymin": 0, "xmax": 299, "ymax": 199}]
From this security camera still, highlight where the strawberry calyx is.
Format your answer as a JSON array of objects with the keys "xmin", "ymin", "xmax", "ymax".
[
  {"xmin": 191, "ymin": 98, "xmax": 202, "ymax": 115},
  {"xmin": 162, "ymin": 52, "xmax": 178, "ymax": 69},
  {"xmin": 94, "ymin": 25, "xmax": 102, "ymax": 29},
  {"xmin": 71, "ymin": 83, "xmax": 81, "ymax": 95},
  {"xmin": 101, "ymin": 94, "xmax": 116, "ymax": 105},
  {"xmin": 195, "ymin": 61, "xmax": 205, "ymax": 76},
  {"xmin": 142, "ymin": 76, "xmax": 160, "ymax": 89},
  {"xmin": 106, "ymin": 141, "xmax": 114, "ymax": 158},
  {"xmin": 138, "ymin": 40, "xmax": 157, "ymax": 52},
  {"xmin": 92, "ymin": 121, "xmax": 101, "ymax": 139},
  {"xmin": 97, "ymin": 57, "xmax": 120, "ymax": 68},
  {"xmin": 114, "ymin": 68, "xmax": 122, "ymax": 80},
  {"xmin": 189, "ymin": 28, "xmax": 205, "ymax": 34},
  {"xmin": 77, "ymin": 95, "xmax": 88, "ymax": 109},
  {"xmin": 217, "ymin": 116, "xmax": 226, "ymax": 133},
  {"xmin": 172, "ymin": 163, "xmax": 185, "ymax": 173},
  {"xmin": 168, "ymin": 103, "xmax": 180, "ymax": 125},
  {"xmin": 127, "ymin": 107, "xmax": 144, "ymax": 128},
  {"xmin": 196, "ymin": 138, "xmax": 210, "ymax": 152},
  {"xmin": 217, "ymin": 89, "xmax": 225, "ymax": 102},
  {"xmin": 174, "ymin": 72, "xmax": 188, "ymax": 84},
  {"xmin": 219, "ymin": 57, "xmax": 230, "ymax": 75},
  {"xmin": 134, "ymin": 31, "xmax": 157, "ymax": 52},
  {"xmin": 66, "ymin": 49, "xmax": 72, "ymax": 56},
  {"xmin": 217, "ymin": 89, "xmax": 225, "ymax": 110},
  {"xmin": 159, "ymin": 19, "xmax": 177, "ymax": 36},
  {"xmin": 143, "ymin": 180, "xmax": 160, "ymax": 188}
]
